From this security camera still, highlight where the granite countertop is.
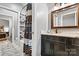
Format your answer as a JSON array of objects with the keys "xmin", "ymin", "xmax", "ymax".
[{"xmin": 41, "ymin": 32, "xmax": 79, "ymax": 38}]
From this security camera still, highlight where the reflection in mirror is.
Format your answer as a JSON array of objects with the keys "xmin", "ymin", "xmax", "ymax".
[{"xmin": 63, "ymin": 13, "xmax": 76, "ymax": 26}]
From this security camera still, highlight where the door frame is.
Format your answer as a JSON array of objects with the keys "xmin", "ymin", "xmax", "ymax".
[{"xmin": 0, "ymin": 14, "xmax": 13, "ymax": 42}]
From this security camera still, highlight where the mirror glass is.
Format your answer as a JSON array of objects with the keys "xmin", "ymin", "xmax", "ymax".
[{"xmin": 63, "ymin": 13, "xmax": 76, "ymax": 26}]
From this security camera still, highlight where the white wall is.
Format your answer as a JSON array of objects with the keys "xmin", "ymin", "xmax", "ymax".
[
  {"xmin": 0, "ymin": 3, "xmax": 26, "ymax": 12},
  {"xmin": 32, "ymin": 3, "xmax": 48, "ymax": 56}
]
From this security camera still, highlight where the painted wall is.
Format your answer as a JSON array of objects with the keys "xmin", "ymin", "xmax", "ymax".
[
  {"xmin": 32, "ymin": 3, "xmax": 48, "ymax": 56},
  {"xmin": 0, "ymin": 3, "xmax": 25, "ymax": 12}
]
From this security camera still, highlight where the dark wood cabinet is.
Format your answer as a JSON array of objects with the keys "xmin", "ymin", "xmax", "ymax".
[{"xmin": 41, "ymin": 35, "xmax": 79, "ymax": 56}]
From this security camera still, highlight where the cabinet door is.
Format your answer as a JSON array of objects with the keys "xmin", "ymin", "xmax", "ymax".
[
  {"xmin": 72, "ymin": 38, "xmax": 79, "ymax": 46},
  {"xmin": 44, "ymin": 41, "xmax": 54, "ymax": 56},
  {"xmin": 54, "ymin": 42, "xmax": 67, "ymax": 56},
  {"xmin": 41, "ymin": 35, "xmax": 54, "ymax": 56},
  {"xmin": 71, "ymin": 39, "xmax": 79, "ymax": 56},
  {"xmin": 74, "ymin": 46, "xmax": 79, "ymax": 56},
  {"xmin": 65, "ymin": 38, "xmax": 79, "ymax": 56}
]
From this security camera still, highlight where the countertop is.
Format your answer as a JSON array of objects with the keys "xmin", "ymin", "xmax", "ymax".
[{"xmin": 41, "ymin": 32, "xmax": 79, "ymax": 38}]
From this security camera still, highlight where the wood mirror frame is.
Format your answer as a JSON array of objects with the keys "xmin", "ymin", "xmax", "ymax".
[{"xmin": 51, "ymin": 3, "xmax": 79, "ymax": 29}]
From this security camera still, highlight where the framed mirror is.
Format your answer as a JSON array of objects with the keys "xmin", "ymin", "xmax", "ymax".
[{"xmin": 51, "ymin": 4, "xmax": 79, "ymax": 28}]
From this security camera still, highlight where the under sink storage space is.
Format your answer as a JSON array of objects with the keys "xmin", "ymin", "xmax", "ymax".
[
  {"xmin": 54, "ymin": 42, "xmax": 67, "ymax": 56},
  {"xmin": 41, "ymin": 34, "xmax": 79, "ymax": 56},
  {"xmin": 72, "ymin": 38, "xmax": 79, "ymax": 46}
]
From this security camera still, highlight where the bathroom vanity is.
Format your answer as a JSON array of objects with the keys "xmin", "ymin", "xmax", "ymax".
[
  {"xmin": 41, "ymin": 33, "xmax": 79, "ymax": 56},
  {"xmin": 41, "ymin": 3, "xmax": 79, "ymax": 56}
]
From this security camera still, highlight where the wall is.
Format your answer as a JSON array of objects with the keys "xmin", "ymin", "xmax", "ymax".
[
  {"xmin": 32, "ymin": 3, "xmax": 48, "ymax": 56},
  {"xmin": 0, "ymin": 3, "xmax": 25, "ymax": 12}
]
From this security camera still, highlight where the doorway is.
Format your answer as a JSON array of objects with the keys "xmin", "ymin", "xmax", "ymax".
[{"xmin": 0, "ymin": 14, "xmax": 12, "ymax": 42}]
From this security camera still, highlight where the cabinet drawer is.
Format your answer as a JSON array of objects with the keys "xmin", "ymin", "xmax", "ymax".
[
  {"xmin": 53, "ymin": 37, "xmax": 66, "ymax": 44},
  {"xmin": 41, "ymin": 35, "xmax": 54, "ymax": 41},
  {"xmin": 72, "ymin": 38, "xmax": 79, "ymax": 46}
]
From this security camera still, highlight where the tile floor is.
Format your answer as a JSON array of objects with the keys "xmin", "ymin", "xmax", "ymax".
[{"xmin": 0, "ymin": 40, "xmax": 24, "ymax": 56}]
